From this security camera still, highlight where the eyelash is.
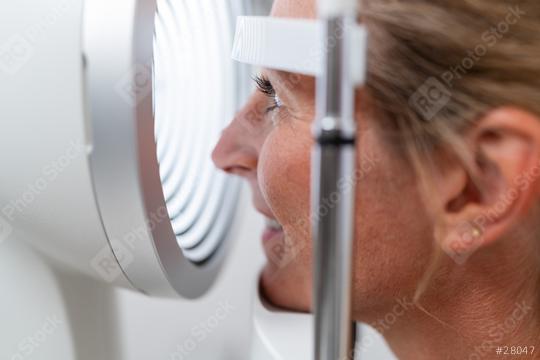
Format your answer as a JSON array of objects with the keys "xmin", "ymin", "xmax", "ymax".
[{"xmin": 253, "ymin": 75, "xmax": 282, "ymax": 114}]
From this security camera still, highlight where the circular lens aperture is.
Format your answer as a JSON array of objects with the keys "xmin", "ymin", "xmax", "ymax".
[{"xmin": 153, "ymin": 0, "xmax": 241, "ymax": 264}]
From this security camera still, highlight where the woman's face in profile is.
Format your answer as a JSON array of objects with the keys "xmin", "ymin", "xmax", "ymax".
[
  {"xmin": 215, "ymin": 0, "xmax": 540, "ymax": 357},
  {"xmin": 213, "ymin": 0, "xmax": 433, "ymax": 319}
]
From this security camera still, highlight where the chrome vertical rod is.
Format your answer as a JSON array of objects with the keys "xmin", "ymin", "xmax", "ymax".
[{"xmin": 312, "ymin": 14, "xmax": 357, "ymax": 360}]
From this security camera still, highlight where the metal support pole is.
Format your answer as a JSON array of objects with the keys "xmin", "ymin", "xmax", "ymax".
[{"xmin": 312, "ymin": 13, "xmax": 358, "ymax": 360}]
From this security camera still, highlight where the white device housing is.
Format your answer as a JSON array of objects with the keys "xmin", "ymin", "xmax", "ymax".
[
  {"xmin": 232, "ymin": 16, "xmax": 368, "ymax": 85},
  {"xmin": 317, "ymin": 0, "xmax": 358, "ymax": 17},
  {"xmin": 0, "ymin": 0, "xmax": 257, "ymax": 298},
  {"xmin": 0, "ymin": 0, "xmax": 269, "ymax": 359},
  {"xmin": 0, "ymin": 0, "xmax": 395, "ymax": 358}
]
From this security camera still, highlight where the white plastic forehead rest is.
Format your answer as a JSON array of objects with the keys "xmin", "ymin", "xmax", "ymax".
[
  {"xmin": 318, "ymin": 0, "xmax": 357, "ymax": 17},
  {"xmin": 231, "ymin": 16, "xmax": 368, "ymax": 86}
]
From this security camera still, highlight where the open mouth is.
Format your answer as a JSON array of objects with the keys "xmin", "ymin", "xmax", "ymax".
[{"xmin": 262, "ymin": 216, "xmax": 284, "ymax": 243}]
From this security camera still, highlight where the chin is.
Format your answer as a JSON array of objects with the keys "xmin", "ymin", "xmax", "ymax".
[{"xmin": 259, "ymin": 259, "xmax": 313, "ymax": 313}]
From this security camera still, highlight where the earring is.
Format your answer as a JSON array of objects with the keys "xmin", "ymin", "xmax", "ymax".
[{"xmin": 470, "ymin": 224, "xmax": 482, "ymax": 239}]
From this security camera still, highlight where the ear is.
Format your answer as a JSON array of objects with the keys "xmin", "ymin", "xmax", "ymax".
[{"xmin": 433, "ymin": 107, "xmax": 540, "ymax": 264}]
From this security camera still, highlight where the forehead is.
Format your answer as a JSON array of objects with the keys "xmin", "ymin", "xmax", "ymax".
[{"xmin": 270, "ymin": 0, "xmax": 317, "ymax": 19}]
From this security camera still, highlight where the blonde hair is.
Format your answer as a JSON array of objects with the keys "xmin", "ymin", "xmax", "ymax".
[
  {"xmin": 359, "ymin": 0, "xmax": 540, "ymax": 300},
  {"xmin": 362, "ymin": 0, "xmax": 540, "ymax": 156}
]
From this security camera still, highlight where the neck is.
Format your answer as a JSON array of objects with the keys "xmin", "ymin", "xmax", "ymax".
[{"xmin": 381, "ymin": 257, "xmax": 540, "ymax": 359}]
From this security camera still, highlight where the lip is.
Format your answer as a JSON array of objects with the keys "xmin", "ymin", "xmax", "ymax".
[
  {"xmin": 261, "ymin": 226, "xmax": 286, "ymax": 265},
  {"xmin": 253, "ymin": 201, "xmax": 284, "ymax": 243},
  {"xmin": 262, "ymin": 226, "xmax": 284, "ymax": 243},
  {"xmin": 254, "ymin": 205, "xmax": 284, "ymax": 243}
]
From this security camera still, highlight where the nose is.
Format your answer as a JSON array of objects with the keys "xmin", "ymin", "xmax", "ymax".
[{"xmin": 212, "ymin": 98, "xmax": 261, "ymax": 177}]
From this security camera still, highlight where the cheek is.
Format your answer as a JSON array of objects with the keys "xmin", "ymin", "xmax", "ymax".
[
  {"xmin": 258, "ymin": 123, "xmax": 313, "ymax": 235},
  {"xmin": 256, "ymin": 119, "xmax": 434, "ymax": 314},
  {"xmin": 351, "ymin": 130, "xmax": 434, "ymax": 315},
  {"xmin": 257, "ymin": 122, "xmax": 314, "ymax": 311}
]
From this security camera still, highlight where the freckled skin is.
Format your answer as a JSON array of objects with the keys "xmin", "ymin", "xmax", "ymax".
[
  {"xmin": 258, "ymin": 118, "xmax": 314, "ymax": 310},
  {"xmin": 214, "ymin": 68, "xmax": 432, "ymax": 321},
  {"xmin": 212, "ymin": 1, "xmax": 540, "ymax": 358},
  {"xmin": 213, "ymin": 0, "xmax": 433, "ymax": 321}
]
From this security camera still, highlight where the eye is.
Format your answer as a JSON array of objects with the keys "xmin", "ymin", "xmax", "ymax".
[{"xmin": 253, "ymin": 75, "xmax": 282, "ymax": 114}]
